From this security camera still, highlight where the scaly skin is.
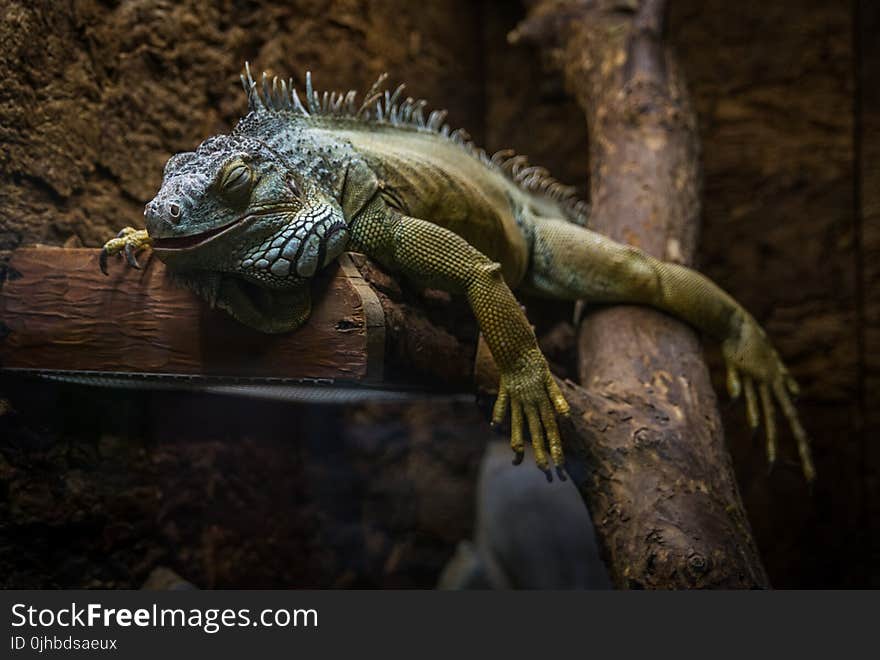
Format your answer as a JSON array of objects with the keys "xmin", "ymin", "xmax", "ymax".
[
  {"xmin": 348, "ymin": 198, "xmax": 570, "ymax": 479},
  {"xmin": 526, "ymin": 219, "xmax": 812, "ymax": 480},
  {"xmin": 101, "ymin": 65, "xmax": 814, "ymax": 482}
]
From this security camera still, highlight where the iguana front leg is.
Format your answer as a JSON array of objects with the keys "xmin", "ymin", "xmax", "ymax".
[
  {"xmin": 100, "ymin": 227, "xmax": 152, "ymax": 275},
  {"xmin": 350, "ymin": 209, "xmax": 570, "ymax": 479}
]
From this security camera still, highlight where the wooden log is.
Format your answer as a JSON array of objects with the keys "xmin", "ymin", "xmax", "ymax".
[
  {"xmin": 0, "ymin": 247, "xmax": 385, "ymax": 383},
  {"xmin": 514, "ymin": 0, "xmax": 770, "ymax": 587}
]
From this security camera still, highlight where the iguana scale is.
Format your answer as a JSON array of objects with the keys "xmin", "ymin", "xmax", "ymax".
[{"xmin": 101, "ymin": 64, "xmax": 814, "ymax": 481}]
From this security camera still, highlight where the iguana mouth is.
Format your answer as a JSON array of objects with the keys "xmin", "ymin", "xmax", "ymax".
[
  {"xmin": 152, "ymin": 217, "xmax": 242, "ymax": 251},
  {"xmin": 151, "ymin": 206, "xmax": 297, "ymax": 253}
]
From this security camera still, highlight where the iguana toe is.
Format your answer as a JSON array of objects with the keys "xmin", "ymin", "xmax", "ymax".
[{"xmin": 99, "ymin": 227, "xmax": 151, "ymax": 275}]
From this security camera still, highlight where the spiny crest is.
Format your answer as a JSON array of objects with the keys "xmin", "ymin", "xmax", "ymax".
[{"xmin": 240, "ymin": 63, "xmax": 590, "ymax": 225}]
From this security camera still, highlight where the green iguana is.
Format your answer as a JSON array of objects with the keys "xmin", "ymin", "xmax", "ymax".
[{"xmin": 101, "ymin": 64, "xmax": 813, "ymax": 482}]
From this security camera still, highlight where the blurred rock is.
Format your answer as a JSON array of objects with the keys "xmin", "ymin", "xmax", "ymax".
[
  {"xmin": 142, "ymin": 566, "xmax": 196, "ymax": 591},
  {"xmin": 438, "ymin": 442, "xmax": 611, "ymax": 590}
]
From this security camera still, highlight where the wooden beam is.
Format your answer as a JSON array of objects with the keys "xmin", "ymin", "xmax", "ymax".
[{"xmin": 0, "ymin": 247, "xmax": 385, "ymax": 383}]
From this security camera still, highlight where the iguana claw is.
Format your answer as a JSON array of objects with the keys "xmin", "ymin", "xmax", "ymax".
[
  {"xmin": 491, "ymin": 348, "xmax": 570, "ymax": 482},
  {"xmin": 100, "ymin": 227, "xmax": 152, "ymax": 275},
  {"xmin": 124, "ymin": 241, "xmax": 142, "ymax": 270},
  {"xmin": 723, "ymin": 315, "xmax": 815, "ymax": 482}
]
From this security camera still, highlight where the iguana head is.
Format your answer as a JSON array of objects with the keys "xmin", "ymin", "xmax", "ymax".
[{"xmin": 144, "ymin": 133, "xmax": 349, "ymax": 332}]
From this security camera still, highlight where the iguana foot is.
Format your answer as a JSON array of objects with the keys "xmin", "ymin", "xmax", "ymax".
[
  {"xmin": 723, "ymin": 314, "xmax": 815, "ymax": 482},
  {"xmin": 491, "ymin": 349, "xmax": 570, "ymax": 481},
  {"xmin": 100, "ymin": 227, "xmax": 152, "ymax": 275}
]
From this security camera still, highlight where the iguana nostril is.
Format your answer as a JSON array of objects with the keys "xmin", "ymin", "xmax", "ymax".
[
  {"xmin": 168, "ymin": 202, "xmax": 181, "ymax": 219},
  {"xmin": 143, "ymin": 201, "xmax": 160, "ymax": 222}
]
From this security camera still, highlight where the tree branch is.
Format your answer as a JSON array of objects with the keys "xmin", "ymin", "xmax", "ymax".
[{"xmin": 514, "ymin": 0, "xmax": 769, "ymax": 588}]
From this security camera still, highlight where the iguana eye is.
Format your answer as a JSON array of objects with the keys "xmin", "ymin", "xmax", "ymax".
[
  {"xmin": 286, "ymin": 175, "xmax": 301, "ymax": 197},
  {"xmin": 220, "ymin": 161, "xmax": 253, "ymax": 204}
]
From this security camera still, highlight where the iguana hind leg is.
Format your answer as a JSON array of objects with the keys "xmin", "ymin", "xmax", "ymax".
[{"xmin": 526, "ymin": 218, "xmax": 814, "ymax": 482}]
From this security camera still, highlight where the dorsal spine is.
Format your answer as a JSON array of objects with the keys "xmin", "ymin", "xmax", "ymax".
[{"xmin": 240, "ymin": 63, "xmax": 590, "ymax": 225}]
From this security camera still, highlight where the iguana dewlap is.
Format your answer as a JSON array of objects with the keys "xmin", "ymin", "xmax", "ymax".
[{"xmin": 101, "ymin": 64, "xmax": 813, "ymax": 481}]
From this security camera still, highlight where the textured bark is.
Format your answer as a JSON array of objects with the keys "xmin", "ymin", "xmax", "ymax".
[
  {"xmin": 0, "ymin": 247, "xmax": 477, "ymax": 388},
  {"xmin": 1, "ymin": 248, "xmax": 381, "ymax": 381},
  {"xmin": 515, "ymin": 0, "xmax": 768, "ymax": 588}
]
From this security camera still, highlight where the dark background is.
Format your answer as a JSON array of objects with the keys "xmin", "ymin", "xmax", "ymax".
[{"xmin": 0, "ymin": 0, "xmax": 876, "ymax": 588}]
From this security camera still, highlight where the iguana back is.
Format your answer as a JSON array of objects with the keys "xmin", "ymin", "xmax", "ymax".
[{"xmin": 234, "ymin": 67, "xmax": 590, "ymax": 285}]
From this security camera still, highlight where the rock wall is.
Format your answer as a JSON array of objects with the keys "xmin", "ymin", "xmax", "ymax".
[
  {"xmin": 858, "ymin": 0, "xmax": 880, "ymax": 587},
  {"xmin": 675, "ymin": 0, "xmax": 862, "ymax": 587},
  {"xmin": 0, "ymin": 0, "xmax": 484, "ymax": 251}
]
